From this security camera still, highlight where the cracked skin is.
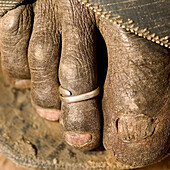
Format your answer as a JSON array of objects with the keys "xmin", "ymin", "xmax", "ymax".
[{"xmin": 0, "ymin": 0, "xmax": 169, "ymax": 168}]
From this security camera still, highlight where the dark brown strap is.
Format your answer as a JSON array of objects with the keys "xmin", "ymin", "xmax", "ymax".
[
  {"xmin": 80, "ymin": 0, "xmax": 170, "ymax": 48},
  {"xmin": 0, "ymin": 0, "xmax": 24, "ymax": 16}
]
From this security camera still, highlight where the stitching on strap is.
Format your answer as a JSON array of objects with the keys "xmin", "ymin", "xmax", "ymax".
[{"xmin": 78, "ymin": 0, "xmax": 170, "ymax": 49}]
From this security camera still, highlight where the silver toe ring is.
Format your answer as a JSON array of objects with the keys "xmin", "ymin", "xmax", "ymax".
[{"xmin": 59, "ymin": 86, "xmax": 100, "ymax": 104}]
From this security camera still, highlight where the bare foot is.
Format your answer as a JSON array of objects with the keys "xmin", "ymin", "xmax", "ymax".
[{"xmin": 0, "ymin": 0, "xmax": 169, "ymax": 167}]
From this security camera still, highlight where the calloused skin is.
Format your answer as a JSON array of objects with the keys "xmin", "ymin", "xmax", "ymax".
[{"xmin": 0, "ymin": 0, "xmax": 169, "ymax": 167}]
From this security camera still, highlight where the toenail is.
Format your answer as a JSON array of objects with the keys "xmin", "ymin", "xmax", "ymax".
[
  {"xmin": 35, "ymin": 106, "xmax": 61, "ymax": 121},
  {"xmin": 116, "ymin": 114, "xmax": 156, "ymax": 142},
  {"xmin": 65, "ymin": 132, "xmax": 92, "ymax": 147},
  {"xmin": 14, "ymin": 79, "xmax": 31, "ymax": 89}
]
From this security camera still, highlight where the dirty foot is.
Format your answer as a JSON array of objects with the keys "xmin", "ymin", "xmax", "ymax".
[
  {"xmin": 0, "ymin": 0, "xmax": 101, "ymax": 150},
  {"xmin": 99, "ymin": 18, "xmax": 169, "ymax": 167},
  {"xmin": 0, "ymin": 0, "xmax": 169, "ymax": 167}
]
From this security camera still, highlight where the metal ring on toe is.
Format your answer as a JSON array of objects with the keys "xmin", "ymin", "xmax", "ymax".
[{"xmin": 59, "ymin": 86, "xmax": 100, "ymax": 104}]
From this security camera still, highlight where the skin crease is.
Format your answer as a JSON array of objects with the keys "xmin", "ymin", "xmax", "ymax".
[{"xmin": 0, "ymin": 0, "xmax": 169, "ymax": 168}]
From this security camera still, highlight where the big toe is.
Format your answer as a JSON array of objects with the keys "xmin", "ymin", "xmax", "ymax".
[{"xmin": 101, "ymin": 21, "xmax": 170, "ymax": 167}]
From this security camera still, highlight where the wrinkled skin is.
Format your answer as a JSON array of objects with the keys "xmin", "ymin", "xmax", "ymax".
[{"xmin": 0, "ymin": 0, "xmax": 169, "ymax": 168}]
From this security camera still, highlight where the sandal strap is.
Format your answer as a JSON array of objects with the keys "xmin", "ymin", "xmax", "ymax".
[{"xmin": 59, "ymin": 86, "xmax": 100, "ymax": 103}]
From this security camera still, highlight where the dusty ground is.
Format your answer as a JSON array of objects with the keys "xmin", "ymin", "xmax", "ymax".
[
  {"xmin": 0, "ymin": 152, "xmax": 169, "ymax": 170},
  {"xmin": 0, "ymin": 152, "xmax": 28, "ymax": 170}
]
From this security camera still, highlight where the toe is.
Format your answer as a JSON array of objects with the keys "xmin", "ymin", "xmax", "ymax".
[
  {"xmin": 28, "ymin": 0, "xmax": 61, "ymax": 121},
  {"xmin": 0, "ymin": 4, "xmax": 32, "ymax": 88},
  {"xmin": 59, "ymin": 0, "xmax": 101, "ymax": 150},
  {"xmin": 60, "ymin": 100, "xmax": 101, "ymax": 150},
  {"xmin": 101, "ymin": 20, "xmax": 170, "ymax": 167}
]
